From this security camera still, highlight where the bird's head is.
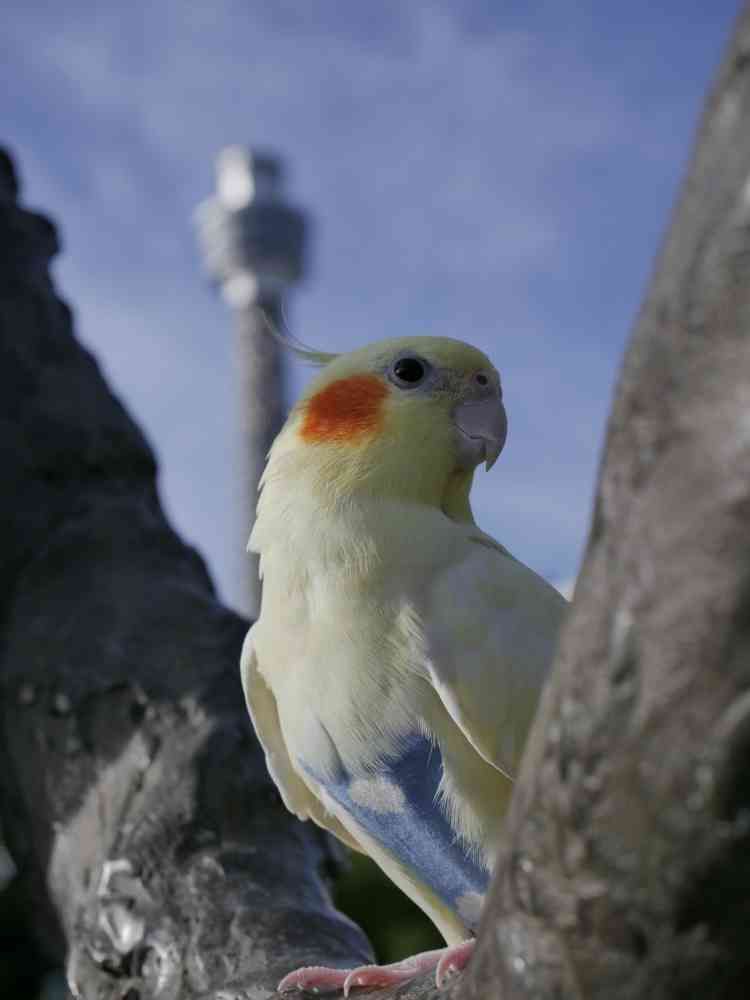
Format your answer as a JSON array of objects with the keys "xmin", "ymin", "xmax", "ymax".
[{"xmin": 268, "ymin": 335, "xmax": 507, "ymax": 522}]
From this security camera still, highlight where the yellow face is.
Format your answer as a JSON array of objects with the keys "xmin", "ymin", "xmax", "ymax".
[{"xmin": 288, "ymin": 336, "xmax": 507, "ymax": 517}]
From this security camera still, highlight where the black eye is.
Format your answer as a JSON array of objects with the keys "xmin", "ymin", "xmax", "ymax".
[
  {"xmin": 475, "ymin": 372, "xmax": 489, "ymax": 387},
  {"xmin": 391, "ymin": 356, "xmax": 427, "ymax": 387}
]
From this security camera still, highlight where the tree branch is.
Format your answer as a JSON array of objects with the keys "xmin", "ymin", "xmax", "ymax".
[{"xmin": 464, "ymin": 6, "xmax": 750, "ymax": 998}]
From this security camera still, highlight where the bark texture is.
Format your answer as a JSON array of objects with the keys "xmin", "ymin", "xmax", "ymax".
[{"xmin": 464, "ymin": 6, "xmax": 750, "ymax": 999}]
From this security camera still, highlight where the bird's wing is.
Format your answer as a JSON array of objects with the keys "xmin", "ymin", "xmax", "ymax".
[
  {"xmin": 244, "ymin": 626, "xmax": 486, "ymax": 942},
  {"xmin": 296, "ymin": 725, "xmax": 490, "ymax": 944},
  {"xmin": 423, "ymin": 533, "xmax": 568, "ymax": 780},
  {"xmin": 240, "ymin": 626, "xmax": 364, "ymax": 853}
]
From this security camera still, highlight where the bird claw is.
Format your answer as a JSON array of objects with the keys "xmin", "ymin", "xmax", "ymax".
[
  {"xmin": 435, "ymin": 939, "xmax": 476, "ymax": 988},
  {"xmin": 278, "ymin": 942, "xmax": 475, "ymax": 994},
  {"xmin": 277, "ymin": 964, "xmax": 350, "ymax": 994},
  {"xmin": 342, "ymin": 959, "xmax": 427, "ymax": 995}
]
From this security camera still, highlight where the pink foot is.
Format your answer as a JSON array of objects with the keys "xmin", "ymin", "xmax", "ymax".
[
  {"xmin": 342, "ymin": 949, "xmax": 445, "ymax": 995},
  {"xmin": 277, "ymin": 941, "xmax": 476, "ymax": 994},
  {"xmin": 435, "ymin": 939, "xmax": 476, "ymax": 988},
  {"xmin": 277, "ymin": 964, "xmax": 350, "ymax": 994}
]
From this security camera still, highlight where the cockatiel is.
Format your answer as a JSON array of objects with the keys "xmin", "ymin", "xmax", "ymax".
[{"xmin": 241, "ymin": 335, "xmax": 567, "ymax": 993}]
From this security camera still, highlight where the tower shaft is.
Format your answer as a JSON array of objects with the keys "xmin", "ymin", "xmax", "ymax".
[
  {"xmin": 195, "ymin": 147, "xmax": 308, "ymax": 618},
  {"xmin": 235, "ymin": 297, "xmax": 284, "ymax": 616}
]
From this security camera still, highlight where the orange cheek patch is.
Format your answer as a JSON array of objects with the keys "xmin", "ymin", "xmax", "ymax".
[{"xmin": 300, "ymin": 374, "xmax": 388, "ymax": 443}]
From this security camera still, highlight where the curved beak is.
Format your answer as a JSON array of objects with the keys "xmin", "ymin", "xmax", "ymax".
[{"xmin": 453, "ymin": 395, "xmax": 508, "ymax": 471}]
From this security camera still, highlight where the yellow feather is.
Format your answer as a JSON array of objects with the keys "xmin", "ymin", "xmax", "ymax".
[{"xmin": 243, "ymin": 335, "xmax": 567, "ymax": 945}]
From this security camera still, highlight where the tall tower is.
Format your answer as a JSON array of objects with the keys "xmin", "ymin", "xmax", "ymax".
[{"xmin": 195, "ymin": 147, "xmax": 308, "ymax": 618}]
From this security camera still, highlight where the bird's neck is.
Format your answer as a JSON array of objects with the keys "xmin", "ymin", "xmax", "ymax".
[
  {"xmin": 251, "ymin": 446, "xmax": 476, "ymax": 581},
  {"xmin": 267, "ymin": 423, "xmax": 476, "ymax": 516},
  {"xmin": 440, "ymin": 469, "xmax": 475, "ymax": 522}
]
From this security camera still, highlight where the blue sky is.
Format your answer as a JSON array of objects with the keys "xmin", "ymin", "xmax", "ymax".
[{"xmin": 3, "ymin": 1, "xmax": 740, "ymax": 612}]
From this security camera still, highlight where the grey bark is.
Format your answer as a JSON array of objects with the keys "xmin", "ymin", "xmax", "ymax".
[{"xmin": 463, "ymin": 5, "xmax": 750, "ymax": 999}]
